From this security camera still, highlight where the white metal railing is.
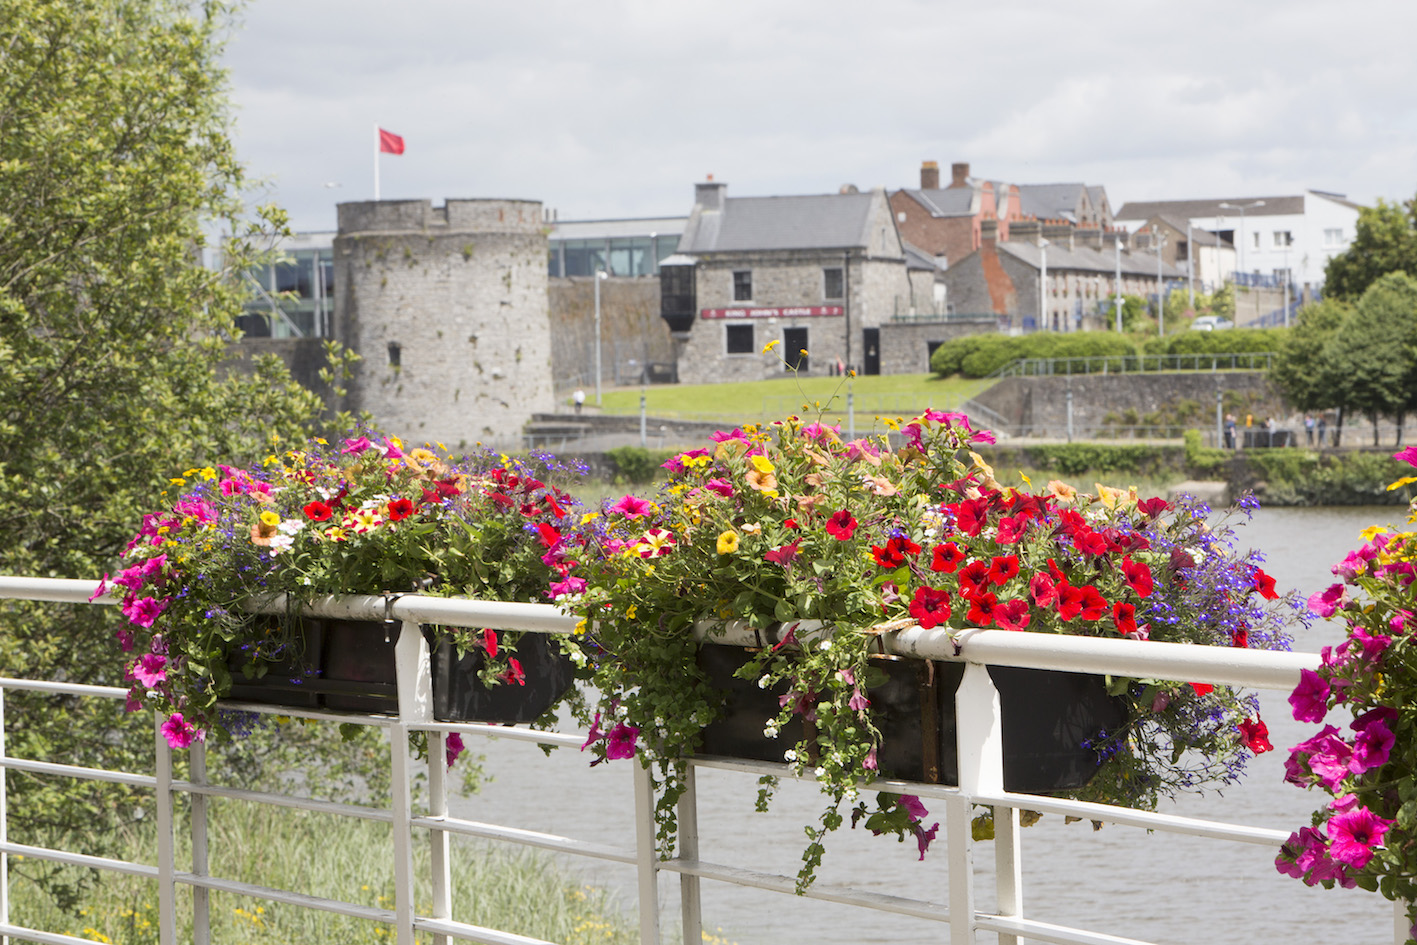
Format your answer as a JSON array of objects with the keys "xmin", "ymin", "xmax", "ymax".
[{"xmin": 0, "ymin": 576, "xmax": 1405, "ymax": 945}]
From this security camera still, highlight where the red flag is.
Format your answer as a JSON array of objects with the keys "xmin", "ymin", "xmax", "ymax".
[{"xmin": 378, "ymin": 128, "xmax": 405, "ymax": 155}]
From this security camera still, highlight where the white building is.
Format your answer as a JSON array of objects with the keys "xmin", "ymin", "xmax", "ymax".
[{"xmin": 1114, "ymin": 191, "xmax": 1362, "ymax": 295}]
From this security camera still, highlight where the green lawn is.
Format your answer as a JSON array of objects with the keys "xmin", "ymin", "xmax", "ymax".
[{"xmin": 593, "ymin": 373, "xmax": 991, "ymax": 426}]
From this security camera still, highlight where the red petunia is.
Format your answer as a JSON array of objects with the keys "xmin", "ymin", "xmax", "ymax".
[
  {"xmin": 994, "ymin": 598, "xmax": 1031, "ymax": 632},
  {"xmin": 1074, "ymin": 530, "xmax": 1108, "ymax": 556},
  {"xmin": 958, "ymin": 560, "xmax": 991, "ymax": 597},
  {"xmin": 499, "ymin": 656, "xmax": 526, "ymax": 687},
  {"xmin": 1029, "ymin": 572, "xmax": 1059, "ymax": 609},
  {"xmin": 1190, "ymin": 682, "xmax": 1214, "ymax": 696},
  {"xmin": 825, "ymin": 509, "xmax": 858, "ymax": 541},
  {"xmin": 909, "ymin": 586, "xmax": 952, "ymax": 630},
  {"xmin": 931, "ymin": 542, "xmax": 966, "ymax": 573},
  {"xmin": 764, "ymin": 540, "xmax": 801, "ymax": 567},
  {"xmin": 783, "ymin": 518, "xmax": 799, "ymax": 529},
  {"xmin": 1238, "ymin": 717, "xmax": 1273, "ymax": 753},
  {"xmin": 1077, "ymin": 585, "xmax": 1109, "ymax": 621},
  {"xmin": 1121, "ymin": 555, "xmax": 1154, "ymax": 598},
  {"xmin": 871, "ymin": 535, "xmax": 921, "ymax": 568},
  {"xmin": 966, "ymin": 592, "xmax": 999, "ymax": 627},
  {"xmin": 387, "ymin": 497, "xmax": 415, "ymax": 521},
  {"xmin": 995, "ymin": 515, "xmax": 1029, "ymax": 545},
  {"xmin": 536, "ymin": 523, "xmax": 563, "ymax": 549},
  {"xmin": 1057, "ymin": 584, "xmax": 1086, "ymax": 621},
  {"xmin": 303, "ymin": 500, "xmax": 334, "ymax": 522},
  {"xmin": 482, "ymin": 629, "xmax": 498, "ymax": 658},
  {"xmin": 1232, "ymin": 627, "xmax": 1249, "ymax": 648},
  {"xmin": 951, "ymin": 498, "xmax": 990, "ymax": 537},
  {"xmin": 1112, "ymin": 601, "xmax": 1137, "ymax": 636},
  {"xmin": 1252, "ymin": 568, "xmax": 1278, "ymax": 600},
  {"xmin": 988, "ymin": 555, "xmax": 1020, "ymax": 586},
  {"xmin": 1136, "ymin": 496, "xmax": 1170, "ymax": 518}
]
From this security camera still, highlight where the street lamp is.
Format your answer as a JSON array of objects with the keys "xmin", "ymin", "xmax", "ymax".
[
  {"xmin": 594, "ymin": 268, "xmax": 608, "ymax": 405},
  {"xmin": 1039, "ymin": 238, "xmax": 1050, "ymax": 332},
  {"xmin": 1152, "ymin": 225, "xmax": 1166, "ymax": 337},
  {"xmin": 1218, "ymin": 201, "xmax": 1264, "ymax": 284},
  {"xmin": 1114, "ymin": 237, "xmax": 1123, "ymax": 332}
]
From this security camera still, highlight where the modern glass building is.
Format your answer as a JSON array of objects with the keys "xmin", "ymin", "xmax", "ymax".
[
  {"xmin": 547, "ymin": 217, "xmax": 686, "ymax": 278},
  {"xmin": 234, "ymin": 232, "xmax": 336, "ymax": 339}
]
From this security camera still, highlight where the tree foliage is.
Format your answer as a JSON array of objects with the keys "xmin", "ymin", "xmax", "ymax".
[
  {"xmin": 0, "ymin": 0, "xmax": 370, "ymax": 911},
  {"xmin": 1269, "ymin": 298, "xmax": 1352, "ymax": 414},
  {"xmin": 1324, "ymin": 196, "xmax": 1417, "ymax": 301}
]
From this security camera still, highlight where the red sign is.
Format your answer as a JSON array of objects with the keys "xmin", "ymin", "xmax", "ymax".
[{"xmin": 700, "ymin": 306, "xmax": 843, "ymax": 319}]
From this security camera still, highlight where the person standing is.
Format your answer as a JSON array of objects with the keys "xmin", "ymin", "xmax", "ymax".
[
  {"xmin": 1317, "ymin": 413, "xmax": 1328, "ymax": 448},
  {"xmin": 573, "ymin": 388, "xmax": 586, "ymax": 415},
  {"xmin": 1224, "ymin": 413, "xmax": 1237, "ymax": 450},
  {"xmin": 1304, "ymin": 413, "xmax": 1315, "ymax": 446}
]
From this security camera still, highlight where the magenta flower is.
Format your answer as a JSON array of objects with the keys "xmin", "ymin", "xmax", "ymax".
[
  {"xmin": 1288, "ymin": 669, "xmax": 1330, "ymax": 723},
  {"xmin": 132, "ymin": 653, "xmax": 168, "ymax": 688},
  {"xmin": 122, "ymin": 595, "xmax": 167, "ymax": 629},
  {"xmin": 1351, "ymin": 719, "xmax": 1395, "ymax": 774},
  {"xmin": 160, "ymin": 713, "xmax": 202, "ymax": 749},
  {"xmin": 580, "ymin": 712, "xmax": 604, "ymax": 751},
  {"xmin": 704, "ymin": 478, "xmax": 734, "ymax": 498},
  {"xmin": 546, "ymin": 576, "xmax": 587, "ymax": 598},
  {"xmin": 862, "ymin": 746, "xmax": 878, "ymax": 771},
  {"xmin": 445, "ymin": 732, "xmax": 465, "ymax": 767},
  {"xmin": 709, "ymin": 428, "xmax": 749, "ymax": 444},
  {"xmin": 1327, "ymin": 806, "xmax": 1394, "ymax": 869},
  {"xmin": 606, "ymin": 722, "xmax": 639, "ymax": 760},
  {"xmin": 610, "ymin": 494, "xmax": 653, "ymax": 518},
  {"xmin": 848, "ymin": 686, "xmax": 870, "ymax": 712},
  {"xmin": 1348, "ymin": 627, "xmax": 1392, "ymax": 663},
  {"xmin": 897, "ymin": 794, "xmax": 929, "ymax": 822},
  {"xmin": 1394, "ymin": 445, "xmax": 1417, "ymax": 468},
  {"xmin": 914, "ymin": 820, "xmax": 939, "ymax": 860},
  {"xmin": 341, "ymin": 436, "xmax": 374, "ymax": 454}
]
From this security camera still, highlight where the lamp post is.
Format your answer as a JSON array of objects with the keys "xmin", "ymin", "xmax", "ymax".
[
  {"xmin": 1186, "ymin": 220, "xmax": 1195, "ymax": 307},
  {"xmin": 1039, "ymin": 238, "xmax": 1050, "ymax": 332},
  {"xmin": 1283, "ymin": 243, "xmax": 1291, "ymax": 327},
  {"xmin": 594, "ymin": 268, "xmax": 608, "ymax": 405},
  {"xmin": 1114, "ymin": 237, "xmax": 1123, "ymax": 332},
  {"xmin": 1218, "ymin": 201, "xmax": 1264, "ymax": 284},
  {"xmin": 1152, "ymin": 225, "xmax": 1166, "ymax": 337}
]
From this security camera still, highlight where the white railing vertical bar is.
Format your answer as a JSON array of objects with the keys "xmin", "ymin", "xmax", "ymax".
[
  {"xmin": 632, "ymin": 762, "xmax": 661, "ymax": 945},
  {"xmin": 155, "ymin": 716, "xmax": 177, "ymax": 945},
  {"xmin": 993, "ymin": 805, "xmax": 1022, "ymax": 945},
  {"xmin": 677, "ymin": 765, "xmax": 703, "ymax": 945},
  {"xmin": 191, "ymin": 741, "xmax": 211, "ymax": 945},
  {"xmin": 392, "ymin": 619, "xmax": 433, "ymax": 945},
  {"xmin": 1, "ymin": 685, "xmax": 8, "ymax": 945},
  {"xmin": 1397, "ymin": 899, "xmax": 1409, "ymax": 944},
  {"xmin": 950, "ymin": 663, "xmax": 1006, "ymax": 944},
  {"xmin": 429, "ymin": 730, "xmax": 452, "ymax": 945}
]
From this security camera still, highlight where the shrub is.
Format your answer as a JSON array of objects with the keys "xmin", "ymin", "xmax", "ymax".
[
  {"xmin": 933, "ymin": 333, "xmax": 1139, "ymax": 379},
  {"xmin": 605, "ymin": 446, "xmax": 672, "ymax": 485}
]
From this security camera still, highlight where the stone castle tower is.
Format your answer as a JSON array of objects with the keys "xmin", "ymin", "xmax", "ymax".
[{"xmin": 333, "ymin": 199, "xmax": 554, "ymax": 449}]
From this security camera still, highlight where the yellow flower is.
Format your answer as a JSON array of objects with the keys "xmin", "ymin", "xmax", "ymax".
[
  {"xmin": 750, "ymin": 455, "xmax": 775, "ymax": 475},
  {"xmin": 581, "ymin": 512, "xmax": 601, "ymax": 524},
  {"xmin": 198, "ymin": 467, "xmax": 217, "ymax": 480},
  {"xmin": 625, "ymin": 605, "xmax": 637, "ymax": 620},
  {"xmin": 716, "ymin": 530, "xmax": 740, "ymax": 554},
  {"xmin": 259, "ymin": 510, "xmax": 281, "ymax": 527},
  {"xmin": 168, "ymin": 477, "xmax": 186, "ymax": 486},
  {"xmin": 762, "ymin": 340, "xmax": 780, "ymax": 354},
  {"xmin": 574, "ymin": 618, "xmax": 588, "ymax": 635}
]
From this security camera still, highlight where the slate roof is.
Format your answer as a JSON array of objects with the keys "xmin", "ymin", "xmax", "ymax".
[
  {"xmin": 678, "ymin": 193, "xmax": 878, "ymax": 253},
  {"xmin": 1114, "ymin": 196, "xmax": 1307, "ymax": 221},
  {"xmin": 1017, "ymin": 183, "xmax": 1087, "ymax": 222},
  {"xmin": 1153, "ymin": 213, "xmax": 1228, "ymax": 246},
  {"xmin": 997, "ymin": 240, "xmax": 1186, "ymax": 279},
  {"xmin": 898, "ymin": 187, "xmax": 976, "ymax": 218},
  {"xmin": 901, "ymin": 240, "xmax": 942, "ymax": 272}
]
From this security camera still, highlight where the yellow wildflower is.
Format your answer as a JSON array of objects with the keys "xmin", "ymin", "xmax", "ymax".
[
  {"xmin": 716, "ymin": 530, "xmax": 740, "ymax": 554},
  {"xmin": 762, "ymin": 339, "xmax": 780, "ymax": 354}
]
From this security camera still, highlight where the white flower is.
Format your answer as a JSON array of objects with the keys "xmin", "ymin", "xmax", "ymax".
[
  {"xmin": 814, "ymin": 766, "xmax": 827, "ymax": 779},
  {"xmin": 783, "ymin": 749, "xmax": 797, "ymax": 762},
  {"xmin": 763, "ymin": 723, "xmax": 779, "ymax": 738},
  {"xmin": 819, "ymin": 640, "xmax": 831, "ymax": 651},
  {"xmin": 757, "ymin": 675, "xmax": 771, "ymax": 689}
]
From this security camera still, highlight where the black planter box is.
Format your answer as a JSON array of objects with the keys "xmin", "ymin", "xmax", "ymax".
[
  {"xmin": 697, "ymin": 644, "xmax": 1126, "ymax": 794},
  {"xmin": 226, "ymin": 618, "xmax": 576, "ymax": 723}
]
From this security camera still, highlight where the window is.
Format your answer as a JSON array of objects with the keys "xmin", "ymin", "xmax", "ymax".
[
  {"xmin": 725, "ymin": 323, "xmax": 754, "ymax": 354},
  {"xmin": 823, "ymin": 267, "xmax": 844, "ymax": 300},
  {"xmin": 1252, "ymin": 231, "xmax": 1261, "ymax": 249},
  {"xmin": 1273, "ymin": 230, "xmax": 1293, "ymax": 248},
  {"xmin": 733, "ymin": 270, "xmax": 752, "ymax": 301},
  {"xmin": 1324, "ymin": 228, "xmax": 1344, "ymax": 247}
]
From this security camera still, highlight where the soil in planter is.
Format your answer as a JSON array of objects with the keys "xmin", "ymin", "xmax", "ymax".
[{"xmin": 697, "ymin": 645, "xmax": 1127, "ymax": 794}]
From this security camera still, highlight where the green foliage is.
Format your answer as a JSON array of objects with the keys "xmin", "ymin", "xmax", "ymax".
[
  {"xmin": 931, "ymin": 332, "xmax": 1139, "ymax": 378},
  {"xmin": 0, "ymin": 0, "xmax": 369, "ymax": 912},
  {"xmin": 1323, "ymin": 273, "xmax": 1417, "ymax": 441},
  {"xmin": 605, "ymin": 445, "xmax": 674, "ymax": 484},
  {"xmin": 1269, "ymin": 299, "xmax": 1353, "ymax": 412},
  {"xmin": 1155, "ymin": 327, "xmax": 1288, "ymax": 356},
  {"xmin": 1101, "ymin": 294, "xmax": 1149, "ymax": 332},
  {"xmin": 1324, "ymin": 196, "xmax": 1417, "ymax": 300},
  {"xmin": 1009, "ymin": 444, "xmax": 1174, "ymax": 477},
  {"xmin": 1182, "ymin": 429, "xmax": 1230, "ymax": 479}
]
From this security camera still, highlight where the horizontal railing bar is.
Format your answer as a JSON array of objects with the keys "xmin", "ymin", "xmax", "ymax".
[
  {"xmin": 175, "ymin": 871, "xmax": 391, "ymax": 922},
  {"xmin": 976, "ymin": 913, "xmax": 1157, "ymax": 945},
  {"xmin": 687, "ymin": 754, "xmax": 963, "ymax": 802},
  {"xmin": 0, "ymin": 757, "xmax": 157, "ymax": 789},
  {"xmin": 0, "ymin": 841, "xmax": 158, "ymax": 879},
  {"xmin": 974, "ymin": 790, "xmax": 1290, "ymax": 845},
  {"xmin": 664, "ymin": 857, "xmax": 950, "ymax": 922},
  {"xmin": 213, "ymin": 699, "xmax": 397, "ymax": 727},
  {"xmin": 0, "ymin": 676, "xmax": 126, "ymax": 699},
  {"xmin": 415, "ymin": 916, "xmax": 559, "ymax": 945},
  {"xmin": 0, "ymin": 576, "xmax": 117, "ymax": 605},
  {"xmin": 411, "ymin": 814, "xmax": 636, "ymax": 865},
  {"xmin": 172, "ymin": 781, "xmax": 393, "ymax": 823},
  {"xmin": 416, "ymin": 720, "xmax": 584, "ymax": 750},
  {"xmin": 0, "ymin": 923, "xmax": 126, "ymax": 945}
]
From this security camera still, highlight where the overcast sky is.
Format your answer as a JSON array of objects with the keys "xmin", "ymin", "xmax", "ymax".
[{"xmin": 223, "ymin": 0, "xmax": 1417, "ymax": 233}]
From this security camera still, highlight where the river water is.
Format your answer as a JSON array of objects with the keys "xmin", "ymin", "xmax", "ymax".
[{"xmin": 447, "ymin": 505, "xmax": 1406, "ymax": 944}]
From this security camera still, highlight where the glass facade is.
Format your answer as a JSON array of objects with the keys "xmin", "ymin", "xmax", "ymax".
[
  {"xmin": 239, "ymin": 246, "xmax": 335, "ymax": 339},
  {"xmin": 548, "ymin": 233, "xmax": 682, "ymax": 278}
]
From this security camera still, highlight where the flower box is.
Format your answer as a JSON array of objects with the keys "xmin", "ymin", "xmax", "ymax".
[
  {"xmin": 698, "ymin": 643, "xmax": 1126, "ymax": 793},
  {"xmin": 226, "ymin": 617, "xmax": 576, "ymax": 723}
]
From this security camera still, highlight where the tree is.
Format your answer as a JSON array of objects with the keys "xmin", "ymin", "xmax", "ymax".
[
  {"xmin": 0, "ymin": 0, "xmax": 367, "ymax": 912},
  {"xmin": 1269, "ymin": 298, "xmax": 1352, "ymax": 444},
  {"xmin": 1324, "ymin": 196, "xmax": 1417, "ymax": 301},
  {"xmin": 1346, "ymin": 272, "xmax": 1417, "ymax": 444}
]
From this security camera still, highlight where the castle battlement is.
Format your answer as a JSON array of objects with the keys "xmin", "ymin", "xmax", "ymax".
[{"xmin": 336, "ymin": 198, "xmax": 545, "ymax": 237}]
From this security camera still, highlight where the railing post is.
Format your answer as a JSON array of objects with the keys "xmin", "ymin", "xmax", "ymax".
[
  {"xmin": 1397, "ymin": 900, "xmax": 1411, "ymax": 945},
  {"xmin": 191, "ymin": 741, "xmax": 210, "ymax": 945},
  {"xmin": 677, "ymin": 765, "xmax": 702, "ymax": 945},
  {"xmin": 429, "ymin": 729, "xmax": 452, "ymax": 945},
  {"xmin": 949, "ymin": 662, "xmax": 1006, "ymax": 944},
  {"xmin": 392, "ymin": 619, "xmax": 433, "ymax": 945},
  {"xmin": 1, "ymin": 686, "xmax": 7, "ymax": 945},
  {"xmin": 632, "ymin": 761, "xmax": 662, "ymax": 945},
  {"xmin": 155, "ymin": 716, "xmax": 176, "ymax": 945}
]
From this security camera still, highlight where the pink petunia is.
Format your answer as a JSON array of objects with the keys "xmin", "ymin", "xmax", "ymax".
[
  {"xmin": 122, "ymin": 595, "xmax": 167, "ymax": 629},
  {"xmin": 160, "ymin": 713, "xmax": 203, "ymax": 749},
  {"xmin": 1394, "ymin": 445, "xmax": 1417, "ymax": 468},
  {"xmin": 132, "ymin": 653, "xmax": 168, "ymax": 688},
  {"xmin": 1288, "ymin": 669, "xmax": 1330, "ymax": 723},
  {"xmin": 610, "ymin": 494, "xmax": 654, "ymax": 518},
  {"xmin": 445, "ymin": 732, "xmax": 465, "ymax": 767},
  {"xmin": 1327, "ymin": 806, "xmax": 1394, "ymax": 869},
  {"xmin": 1307, "ymin": 583, "xmax": 1348, "ymax": 618},
  {"xmin": 341, "ymin": 436, "xmax": 374, "ymax": 454},
  {"xmin": 606, "ymin": 722, "xmax": 639, "ymax": 760}
]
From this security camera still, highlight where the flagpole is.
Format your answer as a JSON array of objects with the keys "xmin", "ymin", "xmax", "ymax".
[{"xmin": 373, "ymin": 123, "xmax": 380, "ymax": 201}]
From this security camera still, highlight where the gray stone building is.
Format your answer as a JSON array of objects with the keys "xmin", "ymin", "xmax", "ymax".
[
  {"xmin": 331, "ymin": 198, "xmax": 555, "ymax": 448},
  {"xmin": 664, "ymin": 181, "xmax": 924, "ymax": 383}
]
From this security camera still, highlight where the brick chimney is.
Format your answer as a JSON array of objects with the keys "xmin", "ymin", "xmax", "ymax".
[
  {"xmin": 949, "ymin": 162, "xmax": 970, "ymax": 189},
  {"xmin": 1010, "ymin": 219, "xmax": 1043, "ymax": 246},
  {"xmin": 920, "ymin": 161, "xmax": 940, "ymax": 190},
  {"xmin": 981, "ymin": 218, "xmax": 998, "ymax": 244},
  {"xmin": 1043, "ymin": 220, "xmax": 1075, "ymax": 251}
]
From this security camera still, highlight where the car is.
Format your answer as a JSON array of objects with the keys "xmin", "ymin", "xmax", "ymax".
[{"xmin": 1191, "ymin": 315, "xmax": 1234, "ymax": 331}]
